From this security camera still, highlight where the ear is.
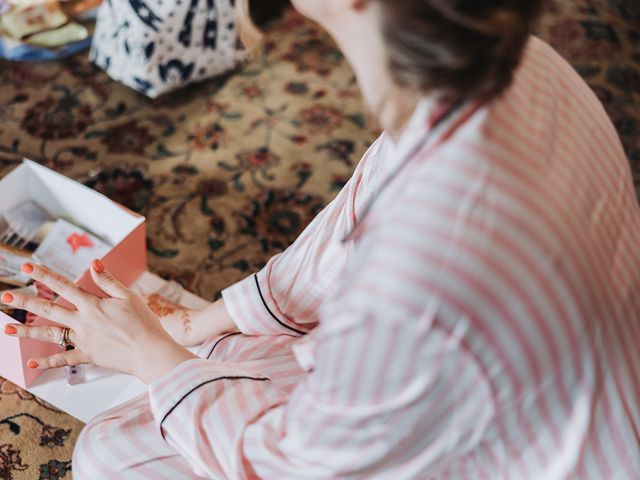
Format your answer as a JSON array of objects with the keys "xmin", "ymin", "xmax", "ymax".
[
  {"xmin": 292, "ymin": 0, "xmax": 371, "ymax": 29},
  {"xmin": 352, "ymin": 0, "xmax": 370, "ymax": 11},
  {"xmin": 327, "ymin": 0, "xmax": 369, "ymax": 14}
]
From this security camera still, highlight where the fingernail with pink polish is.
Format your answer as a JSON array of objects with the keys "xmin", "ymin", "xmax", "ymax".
[
  {"xmin": 92, "ymin": 259, "xmax": 105, "ymax": 273},
  {"xmin": 27, "ymin": 360, "xmax": 39, "ymax": 369},
  {"xmin": 4, "ymin": 325, "xmax": 17, "ymax": 335},
  {"xmin": 2, "ymin": 292, "xmax": 14, "ymax": 304}
]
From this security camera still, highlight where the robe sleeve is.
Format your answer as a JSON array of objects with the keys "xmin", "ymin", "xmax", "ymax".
[{"xmin": 221, "ymin": 136, "xmax": 384, "ymax": 336}]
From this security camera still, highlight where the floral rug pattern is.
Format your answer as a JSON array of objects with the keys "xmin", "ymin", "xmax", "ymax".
[{"xmin": 0, "ymin": 1, "xmax": 638, "ymax": 478}]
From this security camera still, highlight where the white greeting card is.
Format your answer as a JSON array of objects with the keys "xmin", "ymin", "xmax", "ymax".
[{"xmin": 34, "ymin": 219, "xmax": 111, "ymax": 281}]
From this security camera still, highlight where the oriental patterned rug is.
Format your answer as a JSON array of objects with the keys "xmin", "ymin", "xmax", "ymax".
[{"xmin": 0, "ymin": 1, "xmax": 638, "ymax": 478}]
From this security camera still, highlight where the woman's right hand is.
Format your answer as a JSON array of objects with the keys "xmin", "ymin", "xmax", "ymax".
[{"xmin": 149, "ymin": 296, "xmax": 238, "ymax": 347}]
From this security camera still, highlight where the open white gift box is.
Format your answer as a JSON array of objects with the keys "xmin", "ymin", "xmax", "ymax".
[{"xmin": 0, "ymin": 160, "xmax": 147, "ymax": 390}]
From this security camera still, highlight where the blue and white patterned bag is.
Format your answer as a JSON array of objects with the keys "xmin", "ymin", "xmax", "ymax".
[{"xmin": 90, "ymin": 0, "xmax": 241, "ymax": 98}]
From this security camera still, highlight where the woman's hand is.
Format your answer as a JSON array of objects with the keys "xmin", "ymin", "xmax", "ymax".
[
  {"xmin": 2, "ymin": 260, "xmax": 198, "ymax": 384},
  {"xmin": 146, "ymin": 295, "xmax": 238, "ymax": 348}
]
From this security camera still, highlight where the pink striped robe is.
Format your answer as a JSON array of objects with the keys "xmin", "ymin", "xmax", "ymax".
[{"xmin": 72, "ymin": 36, "xmax": 640, "ymax": 479}]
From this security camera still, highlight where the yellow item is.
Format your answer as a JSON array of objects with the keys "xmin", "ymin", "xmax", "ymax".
[
  {"xmin": 0, "ymin": 1, "xmax": 68, "ymax": 40},
  {"xmin": 25, "ymin": 21, "xmax": 87, "ymax": 47}
]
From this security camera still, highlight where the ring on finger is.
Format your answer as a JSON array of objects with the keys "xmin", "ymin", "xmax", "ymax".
[{"xmin": 58, "ymin": 327, "xmax": 73, "ymax": 349}]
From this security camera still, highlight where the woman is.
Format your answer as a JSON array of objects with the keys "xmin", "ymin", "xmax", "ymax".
[{"xmin": 3, "ymin": 0, "xmax": 640, "ymax": 478}]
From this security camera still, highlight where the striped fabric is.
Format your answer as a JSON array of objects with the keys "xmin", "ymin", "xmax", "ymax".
[{"xmin": 73, "ymin": 36, "xmax": 640, "ymax": 479}]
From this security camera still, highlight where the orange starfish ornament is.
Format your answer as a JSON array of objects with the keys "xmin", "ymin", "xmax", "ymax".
[{"xmin": 66, "ymin": 232, "xmax": 94, "ymax": 253}]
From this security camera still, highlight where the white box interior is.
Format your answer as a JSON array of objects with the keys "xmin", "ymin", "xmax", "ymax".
[{"xmin": 0, "ymin": 160, "xmax": 144, "ymax": 246}]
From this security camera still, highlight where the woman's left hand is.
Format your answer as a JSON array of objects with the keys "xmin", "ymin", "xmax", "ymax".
[{"xmin": 2, "ymin": 260, "xmax": 198, "ymax": 384}]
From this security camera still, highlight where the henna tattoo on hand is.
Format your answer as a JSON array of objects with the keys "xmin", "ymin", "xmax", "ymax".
[
  {"xmin": 147, "ymin": 293, "xmax": 181, "ymax": 317},
  {"xmin": 181, "ymin": 311, "xmax": 192, "ymax": 334},
  {"xmin": 147, "ymin": 293, "xmax": 193, "ymax": 336}
]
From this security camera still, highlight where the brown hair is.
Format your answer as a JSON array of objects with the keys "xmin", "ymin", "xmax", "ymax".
[{"xmin": 376, "ymin": 0, "xmax": 545, "ymax": 101}]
